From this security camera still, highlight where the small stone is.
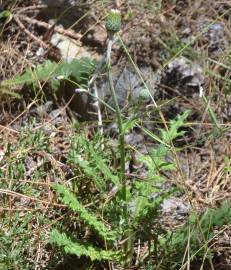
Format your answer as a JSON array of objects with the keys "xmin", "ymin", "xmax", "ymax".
[{"xmin": 124, "ymin": 132, "xmax": 144, "ymax": 145}]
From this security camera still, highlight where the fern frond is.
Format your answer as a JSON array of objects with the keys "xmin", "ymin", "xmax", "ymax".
[
  {"xmin": 69, "ymin": 151, "xmax": 106, "ymax": 190},
  {"xmin": 69, "ymin": 134, "xmax": 120, "ymax": 189},
  {"xmin": 1, "ymin": 58, "xmax": 96, "ymax": 92},
  {"xmin": 2, "ymin": 61, "xmax": 60, "ymax": 88},
  {"xmin": 50, "ymin": 229, "xmax": 120, "ymax": 261},
  {"xmin": 87, "ymin": 143, "xmax": 120, "ymax": 186},
  {"xmin": 0, "ymin": 87, "xmax": 21, "ymax": 98},
  {"xmin": 53, "ymin": 184, "xmax": 117, "ymax": 241}
]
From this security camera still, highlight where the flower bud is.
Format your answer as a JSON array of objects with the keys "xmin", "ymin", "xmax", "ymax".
[
  {"xmin": 105, "ymin": 9, "xmax": 121, "ymax": 35},
  {"xmin": 138, "ymin": 88, "xmax": 151, "ymax": 103}
]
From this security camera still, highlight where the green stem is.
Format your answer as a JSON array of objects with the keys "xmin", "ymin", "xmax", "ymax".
[
  {"xmin": 202, "ymin": 94, "xmax": 219, "ymax": 129},
  {"xmin": 106, "ymin": 37, "xmax": 127, "ymax": 218}
]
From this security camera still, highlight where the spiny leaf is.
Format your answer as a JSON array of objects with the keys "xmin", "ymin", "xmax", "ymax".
[{"xmin": 159, "ymin": 110, "xmax": 190, "ymax": 143}]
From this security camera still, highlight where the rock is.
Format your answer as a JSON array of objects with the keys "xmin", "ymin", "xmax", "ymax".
[
  {"xmin": 99, "ymin": 66, "xmax": 158, "ymax": 109},
  {"xmin": 113, "ymin": 67, "xmax": 142, "ymax": 107},
  {"xmin": 196, "ymin": 17, "xmax": 227, "ymax": 54},
  {"xmin": 161, "ymin": 197, "xmax": 190, "ymax": 219},
  {"xmin": 81, "ymin": 26, "xmax": 107, "ymax": 49},
  {"xmin": 160, "ymin": 57, "xmax": 204, "ymax": 97},
  {"xmin": 34, "ymin": 101, "xmax": 53, "ymax": 118},
  {"xmin": 50, "ymin": 32, "xmax": 98, "ymax": 61},
  {"xmin": 49, "ymin": 108, "xmax": 68, "ymax": 124},
  {"xmin": 124, "ymin": 131, "xmax": 144, "ymax": 146}
]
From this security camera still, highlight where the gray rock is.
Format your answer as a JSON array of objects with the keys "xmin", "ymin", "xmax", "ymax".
[
  {"xmin": 99, "ymin": 66, "xmax": 158, "ymax": 109},
  {"xmin": 35, "ymin": 101, "xmax": 53, "ymax": 118},
  {"xmin": 50, "ymin": 32, "xmax": 97, "ymax": 61},
  {"xmin": 161, "ymin": 197, "xmax": 190, "ymax": 218},
  {"xmin": 124, "ymin": 131, "xmax": 144, "ymax": 146},
  {"xmin": 161, "ymin": 57, "xmax": 204, "ymax": 97},
  {"xmin": 196, "ymin": 17, "xmax": 227, "ymax": 54}
]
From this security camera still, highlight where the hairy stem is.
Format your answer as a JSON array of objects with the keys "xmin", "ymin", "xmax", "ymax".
[{"xmin": 106, "ymin": 38, "xmax": 127, "ymax": 216}]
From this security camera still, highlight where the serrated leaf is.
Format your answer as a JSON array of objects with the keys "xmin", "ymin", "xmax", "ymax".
[
  {"xmin": 159, "ymin": 110, "xmax": 190, "ymax": 143},
  {"xmin": 50, "ymin": 229, "xmax": 119, "ymax": 261},
  {"xmin": 53, "ymin": 184, "xmax": 117, "ymax": 241},
  {"xmin": 122, "ymin": 117, "xmax": 137, "ymax": 134}
]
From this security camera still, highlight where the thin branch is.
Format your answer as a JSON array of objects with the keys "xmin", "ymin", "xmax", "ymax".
[
  {"xmin": 13, "ymin": 16, "xmax": 49, "ymax": 48},
  {"xmin": 18, "ymin": 15, "xmax": 82, "ymax": 41},
  {"xmin": 0, "ymin": 188, "xmax": 65, "ymax": 207},
  {"xmin": 14, "ymin": 5, "xmax": 47, "ymax": 13}
]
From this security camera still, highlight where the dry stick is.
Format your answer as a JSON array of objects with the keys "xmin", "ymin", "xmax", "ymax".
[
  {"xmin": 0, "ymin": 124, "xmax": 19, "ymax": 134},
  {"xmin": 18, "ymin": 15, "xmax": 82, "ymax": 41},
  {"xmin": 13, "ymin": 16, "xmax": 49, "ymax": 48},
  {"xmin": 0, "ymin": 188, "xmax": 65, "ymax": 207},
  {"xmin": 15, "ymin": 4, "xmax": 47, "ymax": 13},
  {"xmin": 0, "ymin": 100, "xmax": 37, "ymax": 134},
  {"xmin": 0, "ymin": 179, "xmax": 53, "ymax": 187},
  {"xmin": 0, "ymin": 207, "xmax": 56, "ymax": 211}
]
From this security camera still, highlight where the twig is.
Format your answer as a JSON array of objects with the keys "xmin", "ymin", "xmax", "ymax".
[
  {"xmin": 18, "ymin": 15, "xmax": 82, "ymax": 41},
  {"xmin": 0, "ymin": 100, "xmax": 37, "ymax": 134},
  {"xmin": 0, "ymin": 207, "xmax": 59, "ymax": 211},
  {"xmin": 34, "ymin": 94, "xmax": 75, "ymax": 130},
  {"xmin": 14, "ymin": 5, "xmax": 47, "ymax": 13},
  {"xmin": 135, "ymin": 238, "xmax": 141, "ymax": 266},
  {"xmin": 13, "ymin": 16, "xmax": 49, "ymax": 48},
  {"xmin": 0, "ymin": 188, "xmax": 65, "ymax": 207},
  {"xmin": 0, "ymin": 124, "xmax": 19, "ymax": 134}
]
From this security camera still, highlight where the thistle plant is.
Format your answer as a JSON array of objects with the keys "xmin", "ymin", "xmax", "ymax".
[
  {"xmin": 105, "ymin": 9, "xmax": 131, "ymax": 260},
  {"xmin": 105, "ymin": 9, "xmax": 127, "ymax": 217},
  {"xmin": 49, "ymin": 8, "xmax": 191, "ymax": 269}
]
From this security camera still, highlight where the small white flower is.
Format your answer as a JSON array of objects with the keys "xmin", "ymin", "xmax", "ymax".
[
  {"xmin": 75, "ymin": 88, "xmax": 87, "ymax": 93},
  {"xmin": 54, "ymin": 75, "xmax": 65, "ymax": 80}
]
